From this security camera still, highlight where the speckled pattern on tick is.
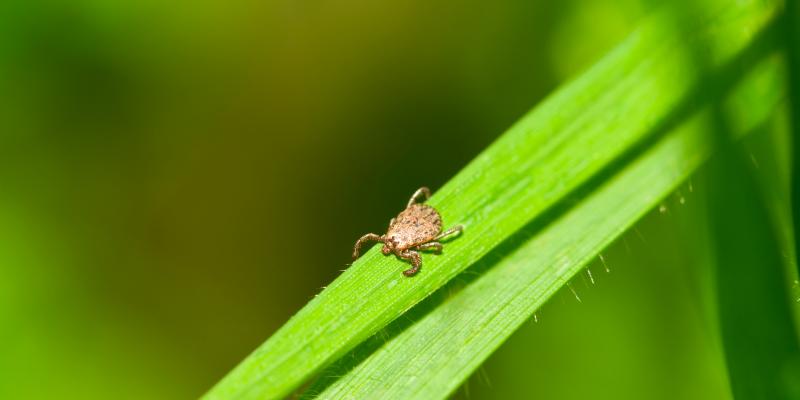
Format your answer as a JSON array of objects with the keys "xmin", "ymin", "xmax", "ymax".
[{"xmin": 352, "ymin": 187, "xmax": 463, "ymax": 276}]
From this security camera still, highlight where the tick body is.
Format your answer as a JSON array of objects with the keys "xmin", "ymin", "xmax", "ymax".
[{"xmin": 352, "ymin": 187, "xmax": 463, "ymax": 276}]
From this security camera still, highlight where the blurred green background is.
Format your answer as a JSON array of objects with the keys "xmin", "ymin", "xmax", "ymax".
[{"xmin": 1, "ymin": 0, "xmax": 794, "ymax": 399}]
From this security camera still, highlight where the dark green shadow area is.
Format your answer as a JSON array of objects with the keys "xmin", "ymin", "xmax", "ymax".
[{"xmin": 786, "ymin": 0, "xmax": 800, "ymax": 278}]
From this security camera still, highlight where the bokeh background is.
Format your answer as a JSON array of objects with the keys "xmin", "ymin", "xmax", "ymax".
[{"xmin": 1, "ymin": 0, "xmax": 792, "ymax": 399}]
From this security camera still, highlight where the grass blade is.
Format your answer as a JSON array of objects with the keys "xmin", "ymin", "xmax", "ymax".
[
  {"xmin": 706, "ymin": 24, "xmax": 800, "ymax": 394},
  {"xmin": 203, "ymin": 1, "xmax": 783, "ymax": 398},
  {"xmin": 787, "ymin": 0, "xmax": 800, "ymax": 278},
  {"xmin": 707, "ymin": 130, "xmax": 800, "ymax": 400}
]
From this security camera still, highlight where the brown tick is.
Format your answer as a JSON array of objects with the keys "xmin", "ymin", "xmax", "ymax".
[{"xmin": 352, "ymin": 187, "xmax": 463, "ymax": 276}]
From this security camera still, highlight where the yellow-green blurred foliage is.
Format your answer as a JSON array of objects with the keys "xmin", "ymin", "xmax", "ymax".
[{"xmin": 0, "ymin": 0, "xmax": 738, "ymax": 398}]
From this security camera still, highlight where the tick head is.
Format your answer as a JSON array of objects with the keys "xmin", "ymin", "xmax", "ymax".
[{"xmin": 381, "ymin": 238, "xmax": 395, "ymax": 255}]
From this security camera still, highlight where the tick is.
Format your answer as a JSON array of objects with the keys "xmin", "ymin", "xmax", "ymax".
[{"xmin": 352, "ymin": 187, "xmax": 463, "ymax": 276}]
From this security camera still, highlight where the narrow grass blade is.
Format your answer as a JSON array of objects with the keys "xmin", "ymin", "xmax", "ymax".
[
  {"xmin": 203, "ymin": 1, "xmax": 783, "ymax": 398},
  {"xmin": 707, "ymin": 37, "xmax": 800, "ymax": 396},
  {"xmin": 787, "ymin": 0, "xmax": 800, "ymax": 278},
  {"xmin": 707, "ymin": 135, "xmax": 800, "ymax": 399}
]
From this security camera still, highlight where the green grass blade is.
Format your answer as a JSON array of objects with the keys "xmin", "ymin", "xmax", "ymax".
[
  {"xmin": 203, "ymin": 1, "xmax": 782, "ymax": 398},
  {"xmin": 707, "ymin": 128, "xmax": 800, "ymax": 400},
  {"xmin": 787, "ymin": 0, "xmax": 800, "ymax": 278},
  {"xmin": 706, "ymin": 28, "xmax": 800, "ymax": 395},
  {"xmin": 303, "ymin": 53, "xmax": 787, "ymax": 400},
  {"xmin": 706, "ymin": 5, "xmax": 800, "ymax": 398}
]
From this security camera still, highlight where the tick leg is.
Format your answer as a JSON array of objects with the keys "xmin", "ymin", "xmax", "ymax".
[
  {"xmin": 436, "ymin": 224, "xmax": 463, "ymax": 241},
  {"xmin": 407, "ymin": 187, "xmax": 431, "ymax": 207},
  {"xmin": 416, "ymin": 242, "xmax": 442, "ymax": 253},
  {"xmin": 398, "ymin": 249, "xmax": 422, "ymax": 276},
  {"xmin": 352, "ymin": 233, "xmax": 383, "ymax": 259}
]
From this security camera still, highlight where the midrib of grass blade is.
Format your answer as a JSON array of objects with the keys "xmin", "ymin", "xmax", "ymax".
[
  {"xmin": 305, "ymin": 53, "xmax": 787, "ymax": 400},
  {"xmin": 202, "ymin": 1, "xmax": 781, "ymax": 398}
]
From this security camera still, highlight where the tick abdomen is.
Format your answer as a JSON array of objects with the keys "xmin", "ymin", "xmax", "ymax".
[{"xmin": 387, "ymin": 203, "xmax": 442, "ymax": 248}]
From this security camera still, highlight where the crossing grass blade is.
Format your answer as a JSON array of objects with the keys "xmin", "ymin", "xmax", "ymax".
[
  {"xmin": 787, "ymin": 0, "xmax": 800, "ymax": 278},
  {"xmin": 707, "ymin": 127, "xmax": 800, "ymax": 400}
]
